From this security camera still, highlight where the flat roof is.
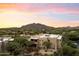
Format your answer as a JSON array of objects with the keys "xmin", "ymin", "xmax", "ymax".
[{"xmin": 30, "ymin": 34, "xmax": 62, "ymax": 40}]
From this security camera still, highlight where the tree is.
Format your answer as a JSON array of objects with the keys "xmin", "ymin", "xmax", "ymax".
[
  {"xmin": 67, "ymin": 31, "xmax": 79, "ymax": 41},
  {"xmin": 6, "ymin": 36, "xmax": 36, "ymax": 55},
  {"xmin": 43, "ymin": 40, "xmax": 52, "ymax": 49},
  {"xmin": 6, "ymin": 42, "xmax": 21, "ymax": 55},
  {"xmin": 62, "ymin": 44, "xmax": 78, "ymax": 56},
  {"xmin": 6, "ymin": 36, "xmax": 29, "ymax": 55},
  {"xmin": 62, "ymin": 31, "xmax": 78, "ymax": 48},
  {"xmin": 14, "ymin": 36, "xmax": 28, "ymax": 47},
  {"xmin": 62, "ymin": 31, "xmax": 79, "ymax": 56}
]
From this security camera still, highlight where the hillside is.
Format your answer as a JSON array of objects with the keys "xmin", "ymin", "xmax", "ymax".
[
  {"xmin": 0, "ymin": 23, "xmax": 79, "ymax": 35},
  {"xmin": 21, "ymin": 23, "xmax": 54, "ymax": 31}
]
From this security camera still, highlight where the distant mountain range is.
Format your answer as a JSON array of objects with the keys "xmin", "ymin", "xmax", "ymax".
[
  {"xmin": 21, "ymin": 23, "xmax": 79, "ymax": 30},
  {"xmin": 0, "ymin": 23, "xmax": 79, "ymax": 31}
]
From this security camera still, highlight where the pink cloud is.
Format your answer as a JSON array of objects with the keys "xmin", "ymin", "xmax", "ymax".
[
  {"xmin": 16, "ymin": 4, "xmax": 79, "ymax": 15},
  {"xmin": 0, "ymin": 4, "xmax": 79, "ymax": 15},
  {"xmin": 48, "ymin": 4, "xmax": 79, "ymax": 14}
]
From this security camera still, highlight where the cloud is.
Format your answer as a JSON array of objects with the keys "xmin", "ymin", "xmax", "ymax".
[
  {"xmin": 0, "ymin": 3, "xmax": 79, "ymax": 28},
  {"xmin": 16, "ymin": 4, "xmax": 79, "ymax": 15}
]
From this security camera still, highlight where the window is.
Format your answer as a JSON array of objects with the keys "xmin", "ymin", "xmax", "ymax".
[
  {"xmin": 31, "ymin": 39, "xmax": 37, "ymax": 42},
  {"xmin": 35, "ymin": 40, "xmax": 37, "ymax": 42},
  {"xmin": 31, "ymin": 39, "xmax": 34, "ymax": 41}
]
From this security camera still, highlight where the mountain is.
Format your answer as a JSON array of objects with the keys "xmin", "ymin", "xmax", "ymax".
[
  {"xmin": 21, "ymin": 23, "xmax": 54, "ymax": 32},
  {"xmin": 58, "ymin": 26, "xmax": 79, "ymax": 30},
  {"xmin": 0, "ymin": 23, "xmax": 79, "ymax": 35}
]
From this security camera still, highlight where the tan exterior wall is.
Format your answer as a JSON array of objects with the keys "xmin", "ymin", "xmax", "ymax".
[{"xmin": 29, "ymin": 35, "xmax": 62, "ymax": 55}]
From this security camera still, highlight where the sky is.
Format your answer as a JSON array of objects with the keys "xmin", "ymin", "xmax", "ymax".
[{"xmin": 0, "ymin": 3, "xmax": 79, "ymax": 28}]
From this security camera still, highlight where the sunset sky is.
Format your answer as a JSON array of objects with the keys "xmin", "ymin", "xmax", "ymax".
[{"xmin": 0, "ymin": 3, "xmax": 79, "ymax": 28}]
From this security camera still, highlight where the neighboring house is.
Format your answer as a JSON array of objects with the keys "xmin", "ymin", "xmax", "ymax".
[
  {"xmin": 0, "ymin": 37, "xmax": 14, "ymax": 51},
  {"xmin": 29, "ymin": 34, "xmax": 62, "ymax": 55}
]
